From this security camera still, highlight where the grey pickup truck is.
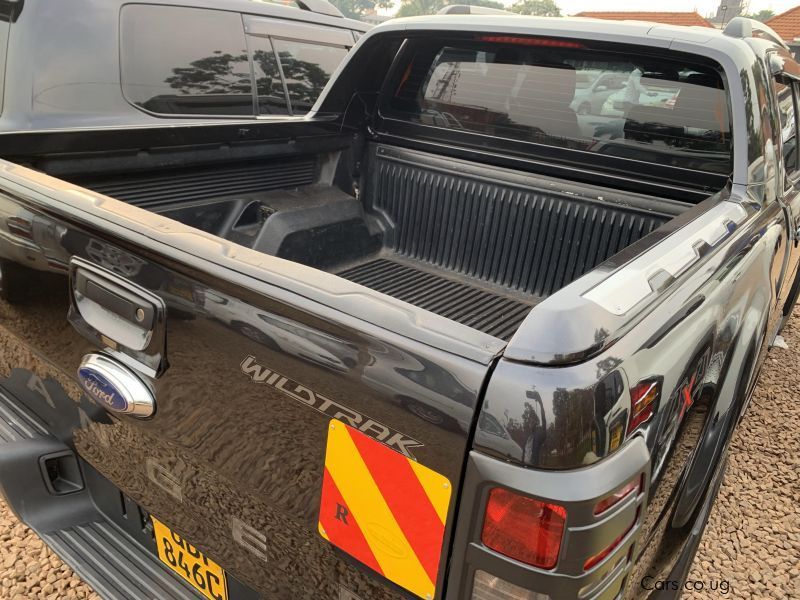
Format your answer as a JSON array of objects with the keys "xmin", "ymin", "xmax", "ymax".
[{"xmin": 0, "ymin": 3, "xmax": 796, "ymax": 600}]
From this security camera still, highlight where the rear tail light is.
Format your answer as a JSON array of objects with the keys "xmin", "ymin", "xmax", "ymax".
[
  {"xmin": 627, "ymin": 379, "xmax": 661, "ymax": 433},
  {"xmin": 472, "ymin": 570, "xmax": 550, "ymax": 600},
  {"xmin": 594, "ymin": 476, "xmax": 641, "ymax": 515},
  {"xmin": 583, "ymin": 513, "xmax": 637, "ymax": 571},
  {"xmin": 481, "ymin": 488, "xmax": 566, "ymax": 569}
]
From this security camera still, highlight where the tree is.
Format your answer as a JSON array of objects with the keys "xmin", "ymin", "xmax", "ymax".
[
  {"xmin": 396, "ymin": 0, "xmax": 445, "ymax": 17},
  {"xmin": 329, "ymin": 0, "xmax": 393, "ymax": 19},
  {"xmin": 158, "ymin": 50, "xmax": 333, "ymax": 114},
  {"xmin": 464, "ymin": 0, "xmax": 505, "ymax": 9},
  {"xmin": 165, "ymin": 51, "xmax": 252, "ymax": 95},
  {"xmin": 396, "ymin": 0, "xmax": 505, "ymax": 18},
  {"xmin": 510, "ymin": 0, "xmax": 561, "ymax": 17},
  {"xmin": 745, "ymin": 9, "xmax": 775, "ymax": 22}
]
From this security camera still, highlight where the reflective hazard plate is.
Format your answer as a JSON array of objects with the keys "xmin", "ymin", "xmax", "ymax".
[
  {"xmin": 152, "ymin": 517, "xmax": 228, "ymax": 600},
  {"xmin": 318, "ymin": 420, "xmax": 452, "ymax": 600}
]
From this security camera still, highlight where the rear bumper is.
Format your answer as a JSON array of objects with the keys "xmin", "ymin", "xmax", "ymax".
[
  {"xmin": 40, "ymin": 521, "xmax": 201, "ymax": 600},
  {"xmin": 0, "ymin": 387, "xmax": 225, "ymax": 600},
  {"xmin": 446, "ymin": 440, "xmax": 650, "ymax": 600}
]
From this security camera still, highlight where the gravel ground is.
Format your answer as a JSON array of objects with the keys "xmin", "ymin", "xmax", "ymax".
[
  {"xmin": 1, "ymin": 310, "xmax": 799, "ymax": 600},
  {"xmin": 685, "ymin": 308, "xmax": 800, "ymax": 600},
  {"xmin": 0, "ymin": 500, "xmax": 97, "ymax": 599}
]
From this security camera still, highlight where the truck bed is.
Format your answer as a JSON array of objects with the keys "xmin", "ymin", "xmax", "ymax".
[{"xmin": 67, "ymin": 143, "xmax": 687, "ymax": 341}]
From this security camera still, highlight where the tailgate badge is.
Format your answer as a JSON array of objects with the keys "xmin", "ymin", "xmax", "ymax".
[
  {"xmin": 319, "ymin": 420, "xmax": 451, "ymax": 600},
  {"xmin": 77, "ymin": 353, "xmax": 155, "ymax": 418}
]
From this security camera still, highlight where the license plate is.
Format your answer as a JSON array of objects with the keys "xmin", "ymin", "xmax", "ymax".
[{"xmin": 152, "ymin": 517, "xmax": 228, "ymax": 600}]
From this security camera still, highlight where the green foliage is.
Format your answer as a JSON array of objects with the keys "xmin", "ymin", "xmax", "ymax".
[
  {"xmin": 510, "ymin": 0, "xmax": 561, "ymax": 17},
  {"xmin": 329, "ymin": 0, "xmax": 393, "ymax": 19},
  {"xmin": 745, "ymin": 9, "xmax": 775, "ymax": 23},
  {"xmin": 396, "ymin": 0, "xmax": 506, "ymax": 18}
]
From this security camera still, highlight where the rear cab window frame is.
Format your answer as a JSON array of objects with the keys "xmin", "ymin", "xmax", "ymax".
[
  {"xmin": 0, "ymin": 4, "xmax": 11, "ymax": 116},
  {"xmin": 772, "ymin": 74, "xmax": 800, "ymax": 186},
  {"xmin": 375, "ymin": 35, "xmax": 734, "ymax": 197}
]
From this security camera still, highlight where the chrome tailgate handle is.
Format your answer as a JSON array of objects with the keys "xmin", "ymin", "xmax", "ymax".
[
  {"xmin": 74, "ymin": 268, "xmax": 155, "ymax": 349},
  {"xmin": 68, "ymin": 257, "xmax": 167, "ymax": 376}
]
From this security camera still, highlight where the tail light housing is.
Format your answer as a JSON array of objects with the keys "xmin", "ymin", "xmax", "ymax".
[
  {"xmin": 583, "ymin": 511, "xmax": 638, "ymax": 571},
  {"xmin": 481, "ymin": 488, "xmax": 566, "ymax": 569},
  {"xmin": 627, "ymin": 379, "xmax": 661, "ymax": 433},
  {"xmin": 6, "ymin": 216, "xmax": 34, "ymax": 239},
  {"xmin": 472, "ymin": 570, "xmax": 550, "ymax": 600},
  {"xmin": 594, "ymin": 475, "xmax": 641, "ymax": 515},
  {"xmin": 583, "ymin": 522, "xmax": 634, "ymax": 570}
]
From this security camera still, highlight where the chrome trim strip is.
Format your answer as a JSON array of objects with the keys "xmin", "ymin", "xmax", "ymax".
[{"xmin": 583, "ymin": 201, "xmax": 748, "ymax": 315}]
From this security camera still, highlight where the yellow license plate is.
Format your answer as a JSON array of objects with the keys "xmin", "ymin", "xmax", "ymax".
[{"xmin": 152, "ymin": 517, "xmax": 228, "ymax": 600}]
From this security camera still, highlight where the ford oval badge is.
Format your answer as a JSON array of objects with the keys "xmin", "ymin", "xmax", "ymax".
[{"xmin": 77, "ymin": 354, "xmax": 155, "ymax": 418}]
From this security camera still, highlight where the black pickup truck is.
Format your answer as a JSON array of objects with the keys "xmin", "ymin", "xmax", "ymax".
[{"xmin": 0, "ymin": 3, "xmax": 797, "ymax": 599}]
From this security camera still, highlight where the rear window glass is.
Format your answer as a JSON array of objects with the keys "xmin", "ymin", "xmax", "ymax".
[
  {"xmin": 384, "ymin": 38, "xmax": 732, "ymax": 176},
  {"xmin": 121, "ymin": 5, "xmax": 253, "ymax": 116}
]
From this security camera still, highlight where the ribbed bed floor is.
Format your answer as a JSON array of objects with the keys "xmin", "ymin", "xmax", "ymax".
[{"xmin": 337, "ymin": 258, "xmax": 536, "ymax": 340}]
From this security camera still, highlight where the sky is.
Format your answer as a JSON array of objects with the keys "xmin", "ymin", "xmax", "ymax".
[
  {"xmin": 378, "ymin": 0, "xmax": 800, "ymax": 19},
  {"xmin": 556, "ymin": 0, "xmax": 798, "ymax": 17},
  {"xmin": 380, "ymin": 0, "xmax": 800, "ymax": 17}
]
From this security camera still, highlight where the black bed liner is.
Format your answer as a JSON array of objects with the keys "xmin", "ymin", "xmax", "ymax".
[
  {"xmin": 338, "ymin": 256, "xmax": 536, "ymax": 340},
  {"xmin": 68, "ymin": 143, "xmax": 688, "ymax": 342},
  {"xmin": 70, "ymin": 156, "xmax": 318, "ymax": 210},
  {"xmin": 366, "ymin": 144, "xmax": 684, "ymax": 298}
]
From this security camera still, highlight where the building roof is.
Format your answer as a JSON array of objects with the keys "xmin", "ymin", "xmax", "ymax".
[
  {"xmin": 766, "ymin": 6, "xmax": 800, "ymax": 42},
  {"xmin": 573, "ymin": 11, "xmax": 714, "ymax": 28}
]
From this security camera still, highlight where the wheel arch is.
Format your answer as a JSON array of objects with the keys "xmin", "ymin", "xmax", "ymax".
[{"xmin": 669, "ymin": 303, "xmax": 766, "ymax": 529}]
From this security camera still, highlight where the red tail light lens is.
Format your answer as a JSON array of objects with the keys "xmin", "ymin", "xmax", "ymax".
[
  {"xmin": 594, "ymin": 476, "xmax": 640, "ymax": 515},
  {"xmin": 627, "ymin": 380, "xmax": 660, "ymax": 433},
  {"xmin": 481, "ymin": 488, "xmax": 566, "ymax": 569}
]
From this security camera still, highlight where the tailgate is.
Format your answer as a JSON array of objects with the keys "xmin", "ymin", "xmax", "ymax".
[{"xmin": 0, "ymin": 169, "xmax": 498, "ymax": 599}]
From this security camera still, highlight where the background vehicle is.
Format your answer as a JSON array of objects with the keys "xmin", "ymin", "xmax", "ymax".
[
  {"xmin": 602, "ymin": 86, "xmax": 680, "ymax": 116},
  {"xmin": 571, "ymin": 70, "xmax": 628, "ymax": 114},
  {"xmin": 0, "ymin": 7, "xmax": 797, "ymax": 600},
  {"xmin": 0, "ymin": 0, "xmax": 367, "ymax": 131}
]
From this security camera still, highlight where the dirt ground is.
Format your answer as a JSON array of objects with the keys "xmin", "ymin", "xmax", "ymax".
[{"xmin": 1, "ymin": 310, "xmax": 799, "ymax": 599}]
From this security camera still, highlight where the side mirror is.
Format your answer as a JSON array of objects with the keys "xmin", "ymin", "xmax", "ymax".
[{"xmin": 595, "ymin": 85, "xmax": 608, "ymax": 92}]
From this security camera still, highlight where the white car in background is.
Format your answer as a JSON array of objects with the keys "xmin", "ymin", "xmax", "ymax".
[
  {"xmin": 601, "ymin": 83, "xmax": 681, "ymax": 116},
  {"xmin": 571, "ymin": 71, "xmax": 628, "ymax": 115}
]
